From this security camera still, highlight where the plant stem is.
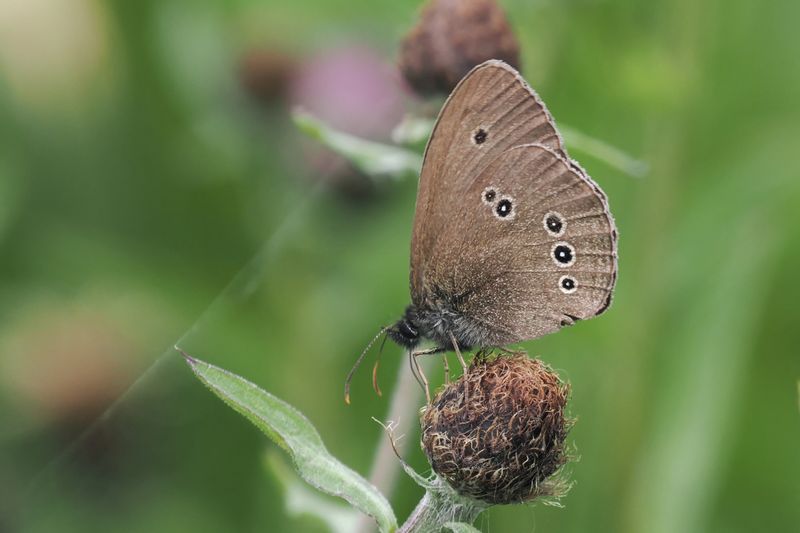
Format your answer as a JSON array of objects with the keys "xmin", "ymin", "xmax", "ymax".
[
  {"xmin": 398, "ymin": 485, "xmax": 486, "ymax": 533},
  {"xmin": 370, "ymin": 353, "xmax": 426, "ymax": 492},
  {"xmin": 355, "ymin": 353, "xmax": 431, "ymax": 533},
  {"xmin": 398, "ymin": 491, "xmax": 437, "ymax": 533}
]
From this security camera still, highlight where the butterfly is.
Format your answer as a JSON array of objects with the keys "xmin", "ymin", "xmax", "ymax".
[{"xmin": 346, "ymin": 60, "xmax": 617, "ymax": 402}]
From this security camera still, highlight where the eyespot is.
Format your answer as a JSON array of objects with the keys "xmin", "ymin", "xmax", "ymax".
[
  {"xmin": 559, "ymin": 275, "xmax": 577, "ymax": 294},
  {"xmin": 482, "ymin": 187, "xmax": 497, "ymax": 204},
  {"xmin": 472, "ymin": 128, "xmax": 488, "ymax": 145},
  {"xmin": 496, "ymin": 198, "xmax": 513, "ymax": 218},
  {"xmin": 543, "ymin": 212, "xmax": 565, "ymax": 236},
  {"xmin": 551, "ymin": 242, "xmax": 575, "ymax": 266}
]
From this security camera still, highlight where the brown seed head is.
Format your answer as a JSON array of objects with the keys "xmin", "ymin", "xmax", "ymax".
[
  {"xmin": 421, "ymin": 354, "xmax": 571, "ymax": 504},
  {"xmin": 238, "ymin": 48, "xmax": 296, "ymax": 104},
  {"xmin": 398, "ymin": 0, "xmax": 521, "ymax": 96}
]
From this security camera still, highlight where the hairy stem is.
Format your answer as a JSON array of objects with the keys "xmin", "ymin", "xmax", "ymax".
[
  {"xmin": 398, "ymin": 483, "xmax": 486, "ymax": 533},
  {"xmin": 398, "ymin": 492, "xmax": 438, "ymax": 533}
]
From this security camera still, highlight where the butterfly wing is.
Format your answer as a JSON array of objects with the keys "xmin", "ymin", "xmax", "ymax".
[
  {"xmin": 421, "ymin": 143, "xmax": 617, "ymax": 346},
  {"xmin": 410, "ymin": 60, "xmax": 566, "ymax": 300}
]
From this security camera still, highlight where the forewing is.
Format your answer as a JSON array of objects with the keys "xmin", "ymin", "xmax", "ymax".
[
  {"xmin": 410, "ymin": 60, "xmax": 565, "ymax": 300},
  {"xmin": 426, "ymin": 144, "xmax": 617, "ymax": 345}
]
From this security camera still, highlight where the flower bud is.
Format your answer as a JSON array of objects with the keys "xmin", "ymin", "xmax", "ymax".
[
  {"xmin": 398, "ymin": 0, "xmax": 521, "ymax": 96},
  {"xmin": 421, "ymin": 354, "xmax": 571, "ymax": 504}
]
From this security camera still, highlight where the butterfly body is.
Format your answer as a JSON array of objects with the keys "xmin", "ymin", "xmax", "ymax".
[
  {"xmin": 390, "ymin": 60, "xmax": 617, "ymax": 355},
  {"xmin": 389, "ymin": 303, "xmax": 485, "ymax": 352}
]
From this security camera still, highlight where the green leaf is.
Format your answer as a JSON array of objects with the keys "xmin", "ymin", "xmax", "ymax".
[
  {"xmin": 264, "ymin": 450, "xmax": 358, "ymax": 533},
  {"xmin": 391, "ymin": 114, "xmax": 436, "ymax": 146},
  {"xmin": 560, "ymin": 124, "xmax": 649, "ymax": 178},
  {"xmin": 443, "ymin": 522, "xmax": 482, "ymax": 532},
  {"xmin": 293, "ymin": 109, "xmax": 422, "ymax": 179},
  {"xmin": 183, "ymin": 353, "xmax": 397, "ymax": 533},
  {"xmin": 380, "ymin": 109, "xmax": 650, "ymax": 179}
]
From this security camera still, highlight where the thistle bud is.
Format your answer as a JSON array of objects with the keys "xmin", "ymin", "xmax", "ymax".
[
  {"xmin": 421, "ymin": 354, "xmax": 571, "ymax": 504},
  {"xmin": 398, "ymin": 0, "xmax": 521, "ymax": 96}
]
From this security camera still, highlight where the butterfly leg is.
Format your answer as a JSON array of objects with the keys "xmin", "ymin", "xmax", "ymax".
[
  {"xmin": 448, "ymin": 332, "xmax": 468, "ymax": 374},
  {"xmin": 408, "ymin": 348, "xmax": 424, "ymax": 393},
  {"xmin": 410, "ymin": 350, "xmax": 430, "ymax": 404},
  {"xmin": 497, "ymin": 346, "xmax": 525, "ymax": 357},
  {"xmin": 441, "ymin": 352, "xmax": 450, "ymax": 384},
  {"xmin": 409, "ymin": 347, "xmax": 442, "ymax": 404}
]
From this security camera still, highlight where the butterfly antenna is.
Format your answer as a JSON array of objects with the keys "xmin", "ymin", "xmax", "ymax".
[
  {"xmin": 345, "ymin": 326, "xmax": 390, "ymax": 404},
  {"xmin": 371, "ymin": 331, "xmax": 390, "ymax": 397}
]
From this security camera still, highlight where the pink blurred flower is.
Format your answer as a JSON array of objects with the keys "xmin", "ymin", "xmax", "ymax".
[{"xmin": 289, "ymin": 45, "xmax": 408, "ymax": 142}]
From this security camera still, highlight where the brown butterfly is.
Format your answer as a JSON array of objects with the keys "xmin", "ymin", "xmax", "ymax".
[{"xmin": 346, "ymin": 60, "xmax": 617, "ymax": 402}]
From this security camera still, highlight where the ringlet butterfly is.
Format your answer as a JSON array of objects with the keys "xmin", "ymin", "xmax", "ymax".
[{"xmin": 346, "ymin": 60, "xmax": 617, "ymax": 402}]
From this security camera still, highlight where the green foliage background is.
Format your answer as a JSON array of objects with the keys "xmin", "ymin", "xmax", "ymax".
[{"xmin": 1, "ymin": 0, "xmax": 798, "ymax": 531}]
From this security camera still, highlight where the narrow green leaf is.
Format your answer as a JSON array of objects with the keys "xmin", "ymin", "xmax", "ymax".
[
  {"xmin": 560, "ymin": 124, "xmax": 649, "ymax": 178},
  {"xmin": 265, "ymin": 450, "xmax": 358, "ymax": 533},
  {"xmin": 293, "ymin": 109, "xmax": 422, "ymax": 179},
  {"xmin": 443, "ymin": 522, "xmax": 482, "ymax": 532},
  {"xmin": 183, "ymin": 353, "xmax": 397, "ymax": 533},
  {"xmin": 385, "ymin": 109, "xmax": 649, "ymax": 179}
]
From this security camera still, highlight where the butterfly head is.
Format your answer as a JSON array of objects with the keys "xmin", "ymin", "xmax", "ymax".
[{"xmin": 388, "ymin": 306, "xmax": 421, "ymax": 349}]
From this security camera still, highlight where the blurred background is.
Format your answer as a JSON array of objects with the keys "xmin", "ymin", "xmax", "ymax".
[{"xmin": 1, "ymin": 0, "xmax": 799, "ymax": 531}]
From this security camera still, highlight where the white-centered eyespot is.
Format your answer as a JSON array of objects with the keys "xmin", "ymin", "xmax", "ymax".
[
  {"xmin": 543, "ymin": 211, "xmax": 566, "ymax": 237},
  {"xmin": 559, "ymin": 275, "xmax": 578, "ymax": 294},
  {"xmin": 551, "ymin": 242, "xmax": 575, "ymax": 267},
  {"xmin": 493, "ymin": 196, "xmax": 515, "ymax": 220},
  {"xmin": 482, "ymin": 186, "xmax": 497, "ymax": 205}
]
